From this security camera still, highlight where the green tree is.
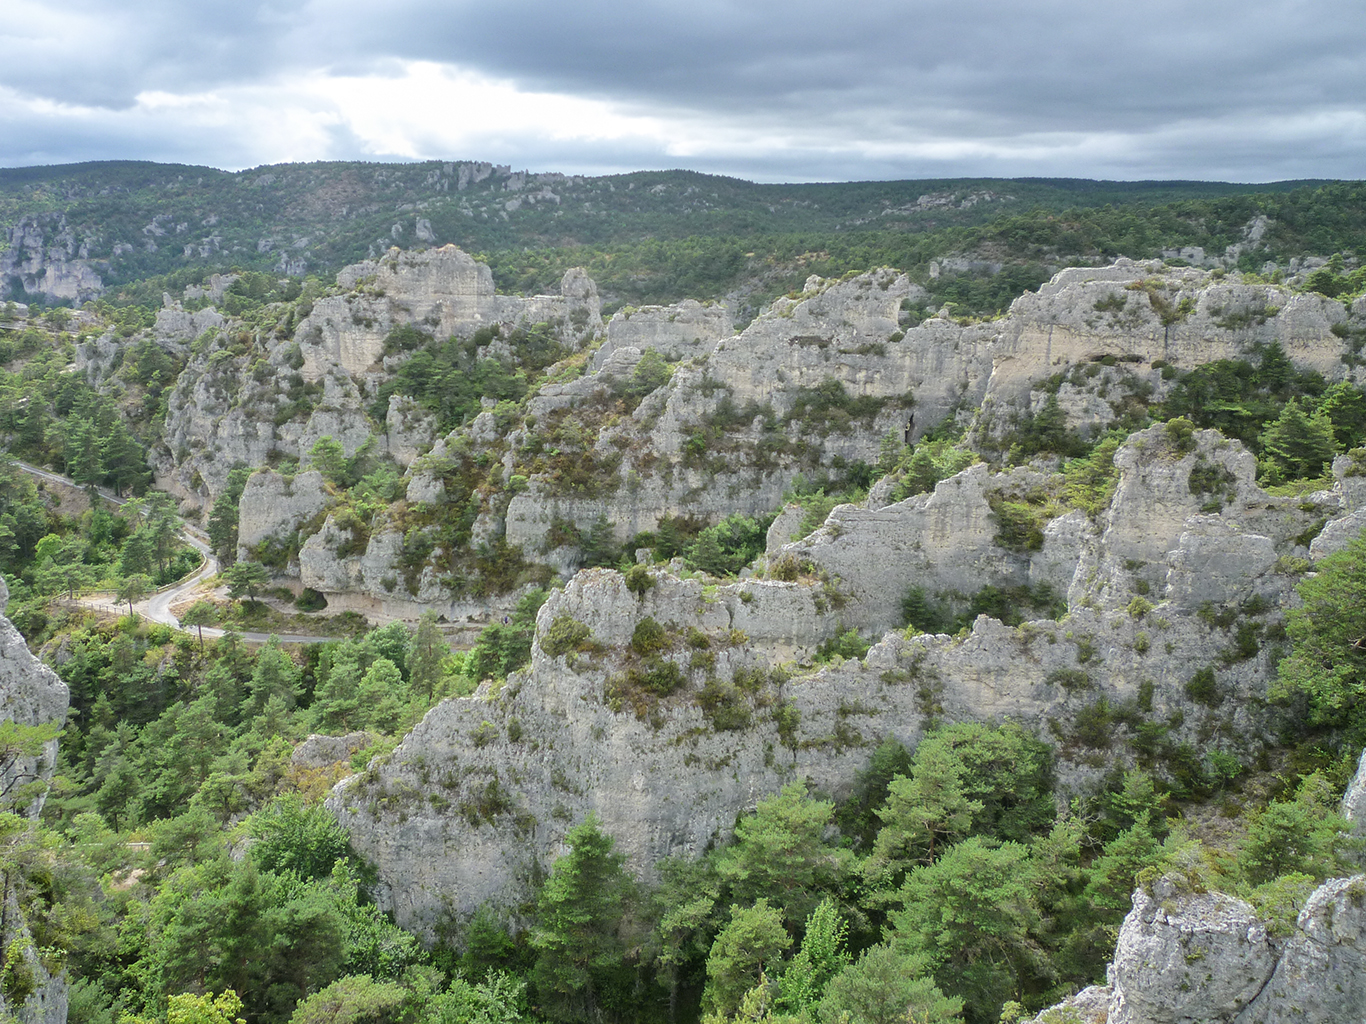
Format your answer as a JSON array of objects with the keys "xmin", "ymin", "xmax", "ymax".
[
  {"xmin": 407, "ymin": 611, "xmax": 446, "ymax": 699},
  {"xmin": 703, "ymin": 900, "xmax": 790, "ymax": 1018},
  {"xmin": 816, "ymin": 945, "xmax": 963, "ymax": 1024},
  {"xmin": 242, "ymin": 637, "xmax": 303, "ymax": 716},
  {"xmin": 117, "ymin": 572, "xmax": 152, "ymax": 617},
  {"xmin": 101, "ymin": 419, "xmax": 150, "ymax": 495},
  {"xmin": 309, "ymin": 436, "xmax": 348, "ymax": 485},
  {"xmin": 67, "ymin": 417, "xmax": 103, "ymax": 487},
  {"xmin": 250, "ymin": 795, "xmax": 353, "ymax": 882},
  {"xmin": 312, "ymin": 646, "xmax": 364, "ymax": 733},
  {"xmin": 207, "ymin": 466, "xmax": 252, "ymax": 566},
  {"xmin": 529, "ymin": 813, "xmax": 633, "ymax": 1022},
  {"xmin": 357, "ymin": 657, "xmax": 405, "ymax": 733},
  {"xmin": 715, "ymin": 782, "xmax": 850, "ymax": 927},
  {"xmin": 775, "ymin": 897, "xmax": 849, "ymax": 1016},
  {"xmin": 286, "ymin": 975, "xmax": 406, "ymax": 1024},
  {"xmin": 124, "ymin": 989, "xmax": 246, "ymax": 1024},
  {"xmin": 1258, "ymin": 398, "xmax": 1339, "ymax": 482},
  {"xmin": 1239, "ymin": 773, "xmax": 1354, "ymax": 886},
  {"xmin": 1273, "ymin": 534, "xmax": 1366, "ymax": 732},
  {"xmin": 180, "ymin": 600, "xmax": 219, "ymax": 651},
  {"xmin": 865, "ymin": 744, "xmax": 981, "ymax": 892},
  {"xmin": 222, "ymin": 560, "xmax": 269, "ymax": 606},
  {"xmin": 889, "ymin": 837, "xmax": 1041, "ymax": 1023}
]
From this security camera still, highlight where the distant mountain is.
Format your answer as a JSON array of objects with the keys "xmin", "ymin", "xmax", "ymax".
[{"xmin": 0, "ymin": 159, "xmax": 1358, "ymax": 319}]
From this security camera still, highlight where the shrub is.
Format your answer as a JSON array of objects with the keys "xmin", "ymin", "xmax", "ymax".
[
  {"xmin": 624, "ymin": 563, "xmax": 655, "ymax": 598},
  {"xmin": 541, "ymin": 615, "xmax": 593, "ymax": 658},
  {"xmin": 1185, "ymin": 666, "xmax": 1221, "ymax": 707},
  {"xmin": 631, "ymin": 616, "xmax": 670, "ymax": 656},
  {"xmin": 295, "ymin": 587, "xmax": 327, "ymax": 611}
]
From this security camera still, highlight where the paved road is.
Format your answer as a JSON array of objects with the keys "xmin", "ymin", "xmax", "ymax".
[{"xmin": 13, "ymin": 461, "xmax": 338, "ymax": 645}]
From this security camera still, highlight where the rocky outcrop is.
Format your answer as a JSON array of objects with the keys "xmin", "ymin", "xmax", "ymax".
[
  {"xmin": 292, "ymin": 732, "xmax": 376, "ymax": 768},
  {"xmin": 335, "ymin": 418, "xmax": 1319, "ymax": 932},
  {"xmin": 1107, "ymin": 877, "xmax": 1275, "ymax": 1024},
  {"xmin": 0, "ymin": 578, "xmax": 69, "ymax": 815},
  {"xmin": 499, "ymin": 259, "xmax": 1359, "ymax": 569},
  {"xmin": 590, "ymin": 300, "xmax": 732, "ymax": 372},
  {"xmin": 1238, "ymin": 875, "xmax": 1366, "ymax": 1023},
  {"xmin": 0, "ymin": 214, "xmax": 103, "ymax": 304},
  {"xmin": 235, "ymin": 470, "xmax": 332, "ymax": 564},
  {"xmin": 0, "ymin": 578, "xmax": 70, "ymax": 1024},
  {"xmin": 1343, "ymin": 749, "xmax": 1366, "ymax": 837},
  {"xmin": 1026, "ymin": 872, "xmax": 1366, "ymax": 1024},
  {"xmin": 780, "ymin": 425, "xmax": 1323, "ymax": 634},
  {"xmin": 295, "ymin": 247, "xmax": 601, "ymax": 380}
]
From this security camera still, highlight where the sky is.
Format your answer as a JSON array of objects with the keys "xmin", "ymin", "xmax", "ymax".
[{"xmin": 2, "ymin": 0, "xmax": 1364, "ymax": 183}]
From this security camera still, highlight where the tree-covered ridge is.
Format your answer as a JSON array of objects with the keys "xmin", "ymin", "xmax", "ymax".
[{"xmin": 2, "ymin": 159, "xmax": 1358, "ymax": 315}]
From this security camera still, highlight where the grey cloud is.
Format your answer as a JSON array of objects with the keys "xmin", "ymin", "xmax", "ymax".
[{"xmin": 2, "ymin": 0, "xmax": 1365, "ymax": 182}]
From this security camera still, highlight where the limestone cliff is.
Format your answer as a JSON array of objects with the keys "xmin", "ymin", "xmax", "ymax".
[
  {"xmin": 1023, "ymin": 870, "xmax": 1366, "ymax": 1024},
  {"xmin": 0, "ymin": 577, "xmax": 72, "ymax": 1024},
  {"xmin": 331, "ymin": 424, "xmax": 1330, "ymax": 935},
  {"xmin": 0, "ymin": 214, "xmax": 104, "ymax": 305}
]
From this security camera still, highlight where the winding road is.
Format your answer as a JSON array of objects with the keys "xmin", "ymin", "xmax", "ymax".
[{"xmin": 14, "ymin": 461, "xmax": 337, "ymax": 645}]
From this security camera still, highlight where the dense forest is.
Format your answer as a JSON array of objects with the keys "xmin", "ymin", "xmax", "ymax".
[{"xmin": 0, "ymin": 165, "xmax": 1365, "ymax": 1024}]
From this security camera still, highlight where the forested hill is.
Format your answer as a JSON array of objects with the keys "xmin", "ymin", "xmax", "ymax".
[{"xmin": 2, "ymin": 159, "xmax": 1360, "ymax": 317}]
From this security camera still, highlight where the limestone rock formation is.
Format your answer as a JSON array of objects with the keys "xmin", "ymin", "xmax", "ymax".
[
  {"xmin": 294, "ymin": 247, "xmax": 601, "ymax": 380},
  {"xmin": 0, "ymin": 577, "xmax": 71, "ymax": 1023},
  {"xmin": 0, "ymin": 214, "xmax": 103, "ymax": 304},
  {"xmin": 590, "ymin": 299, "xmax": 732, "ymax": 373},
  {"xmin": 1106, "ymin": 878, "xmax": 1275, "ymax": 1024},
  {"xmin": 333, "ymin": 416, "xmax": 1323, "ymax": 933},
  {"xmin": 235, "ymin": 470, "xmax": 333, "ymax": 565}
]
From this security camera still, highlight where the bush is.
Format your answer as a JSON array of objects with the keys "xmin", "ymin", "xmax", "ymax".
[
  {"xmin": 631, "ymin": 616, "xmax": 670, "ymax": 656},
  {"xmin": 1185, "ymin": 666, "xmax": 1221, "ymax": 706},
  {"xmin": 541, "ymin": 615, "xmax": 593, "ymax": 658},
  {"xmin": 623, "ymin": 563, "xmax": 654, "ymax": 598},
  {"xmin": 815, "ymin": 628, "xmax": 871, "ymax": 663}
]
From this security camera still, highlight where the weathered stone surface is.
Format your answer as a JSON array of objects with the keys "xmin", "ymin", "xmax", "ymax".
[
  {"xmin": 0, "ymin": 577, "xmax": 68, "ymax": 816},
  {"xmin": 1165, "ymin": 518, "xmax": 1279, "ymax": 610},
  {"xmin": 1030, "ymin": 509, "xmax": 1093, "ymax": 597},
  {"xmin": 153, "ymin": 303, "xmax": 225, "ymax": 343},
  {"xmin": 383, "ymin": 394, "xmax": 437, "ymax": 468},
  {"xmin": 1236, "ymin": 875, "xmax": 1366, "ymax": 1023},
  {"xmin": 783, "ymin": 463, "xmax": 1028, "ymax": 634},
  {"xmin": 1023, "ymin": 985, "xmax": 1111, "ymax": 1024},
  {"xmin": 296, "ymin": 247, "xmax": 600, "ymax": 380},
  {"xmin": 765, "ymin": 504, "xmax": 807, "ymax": 558},
  {"xmin": 1107, "ymin": 879, "xmax": 1275, "ymax": 1024},
  {"xmin": 1343, "ymin": 749, "xmax": 1366, "ymax": 834},
  {"xmin": 0, "ymin": 578, "xmax": 70, "ymax": 1024},
  {"xmin": 292, "ymin": 732, "xmax": 375, "ymax": 768},
  {"xmin": 0, "ymin": 213, "xmax": 103, "ymax": 304},
  {"xmin": 235, "ymin": 470, "xmax": 332, "ymax": 564},
  {"xmin": 591, "ymin": 299, "xmax": 732, "ymax": 372},
  {"xmin": 1309, "ymin": 509, "xmax": 1366, "ymax": 560}
]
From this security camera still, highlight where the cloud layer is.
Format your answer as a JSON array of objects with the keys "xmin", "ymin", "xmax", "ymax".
[{"xmin": 3, "ymin": 0, "xmax": 1364, "ymax": 181}]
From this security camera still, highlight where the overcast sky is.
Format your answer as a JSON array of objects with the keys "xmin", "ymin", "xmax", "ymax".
[{"xmin": 2, "ymin": 0, "xmax": 1364, "ymax": 183}]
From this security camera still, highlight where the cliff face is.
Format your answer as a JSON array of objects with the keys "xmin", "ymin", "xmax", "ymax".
[
  {"xmin": 0, "ymin": 577, "xmax": 72, "ymax": 1024},
  {"xmin": 331, "ymin": 423, "xmax": 1344, "ymax": 936},
  {"xmin": 153, "ymin": 246, "xmax": 1365, "ymax": 619},
  {"xmin": 0, "ymin": 214, "xmax": 104, "ymax": 305},
  {"xmin": 1024, "ymin": 870, "xmax": 1366, "ymax": 1024},
  {"xmin": 153, "ymin": 245, "xmax": 600, "ymax": 509}
]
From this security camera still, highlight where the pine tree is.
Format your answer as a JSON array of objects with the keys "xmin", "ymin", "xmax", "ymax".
[{"xmin": 530, "ymin": 813, "xmax": 633, "ymax": 1022}]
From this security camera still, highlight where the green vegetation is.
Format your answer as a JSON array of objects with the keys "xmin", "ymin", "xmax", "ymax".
[{"xmin": 5, "ymin": 163, "xmax": 1366, "ymax": 1024}]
